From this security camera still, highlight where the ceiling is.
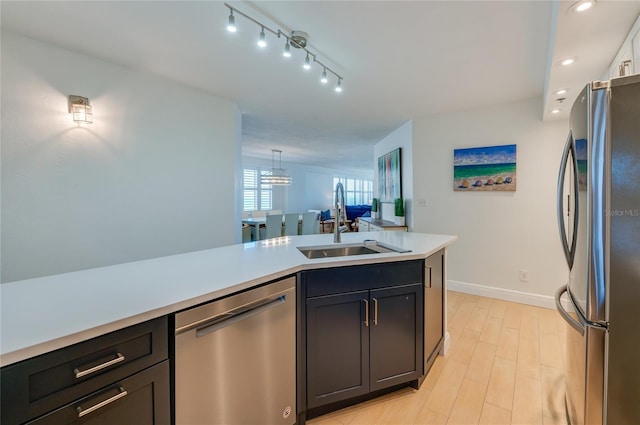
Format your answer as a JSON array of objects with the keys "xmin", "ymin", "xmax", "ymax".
[{"xmin": 2, "ymin": 1, "xmax": 639, "ymax": 173}]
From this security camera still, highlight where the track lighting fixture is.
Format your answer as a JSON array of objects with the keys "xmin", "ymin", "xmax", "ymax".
[
  {"xmin": 227, "ymin": 10, "xmax": 236, "ymax": 33},
  {"xmin": 224, "ymin": 3, "xmax": 344, "ymax": 94},
  {"xmin": 257, "ymin": 27, "xmax": 266, "ymax": 48}
]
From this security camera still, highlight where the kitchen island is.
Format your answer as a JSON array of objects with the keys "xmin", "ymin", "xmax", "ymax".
[{"xmin": 1, "ymin": 231, "xmax": 455, "ymax": 424}]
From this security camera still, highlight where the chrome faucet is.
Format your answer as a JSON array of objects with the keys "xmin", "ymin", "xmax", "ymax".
[{"xmin": 334, "ymin": 182, "xmax": 348, "ymax": 243}]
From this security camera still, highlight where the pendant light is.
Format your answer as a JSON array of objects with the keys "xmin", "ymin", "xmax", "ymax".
[{"xmin": 261, "ymin": 149, "xmax": 292, "ymax": 186}]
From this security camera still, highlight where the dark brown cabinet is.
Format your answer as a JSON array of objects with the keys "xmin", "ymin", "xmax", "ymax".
[
  {"xmin": 301, "ymin": 261, "xmax": 424, "ymax": 413},
  {"xmin": 1, "ymin": 317, "xmax": 169, "ymax": 425},
  {"xmin": 424, "ymin": 249, "xmax": 445, "ymax": 374},
  {"xmin": 370, "ymin": 284, "xmax": 422, "ymax": 392},
  {"xmin": 306, "ymin": 290, "xmax": 370, "ymax": 407}
]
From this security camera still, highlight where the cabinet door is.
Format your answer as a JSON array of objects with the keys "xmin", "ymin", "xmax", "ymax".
[
  {"xmin": 26, "ymin": 361, "xmax": 170, "ymax": 425},
  {"xmin": 425, "ymin": 251, "xmax": 444, "ymax": 370},
  {"xmin": 369, "ymin": 283, "xmax": 423, "ymax": 391},
  {"xmin": 306, "ymin": 291, "xmax": 369, "ymax": 408}
]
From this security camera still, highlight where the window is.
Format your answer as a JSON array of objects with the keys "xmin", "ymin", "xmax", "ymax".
[
  {"xmin": 333, "ymin": 177, "xmax": 373, "ymax": 205},
  {"xmin": 243, "ymin": 168, "xmax": 273, "ymax": 211}
]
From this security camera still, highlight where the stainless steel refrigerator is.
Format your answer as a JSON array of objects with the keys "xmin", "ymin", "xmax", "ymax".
[{"xmin": 555, "ymin": 74, "xmax": 640, "ymax": 425}]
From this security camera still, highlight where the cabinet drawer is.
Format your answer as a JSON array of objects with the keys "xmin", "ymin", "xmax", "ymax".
[
  {"xmin": 1, "ymin": 316, "xmax": 168, "ymax": 425},
  {"xmin": 303, "ymin": 260, "xmax": 423, "ymax": 298},
  {"xmin": 26, "ymin": 361, "xmax": 170, "ymax": 425}
]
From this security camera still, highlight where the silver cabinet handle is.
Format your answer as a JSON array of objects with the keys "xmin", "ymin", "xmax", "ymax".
[
  {"xmin": 74, "ymin": 353, "xmax": 125, "ymax": 379},
  {"xmin": 77, "ymin": 387, "xmax": 128, "ymax": 418},
  {"xmin": 363, "ymin": 299, "xmax": 369, "ymax": 327},
  {"xmin": 373, "ymin": 298, "xmax": 378, "ymax": 325}
]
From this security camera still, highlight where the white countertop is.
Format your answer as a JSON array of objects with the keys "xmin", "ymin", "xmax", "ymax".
[{"xmin": 0, "ymin": 232, "xmax": 456, "ymax": 366}]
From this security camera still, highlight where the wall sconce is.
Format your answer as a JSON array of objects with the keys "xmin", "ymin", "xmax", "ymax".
[{"xmin": 68, "ymin": 95, "xmax": 93, "ymax": 123}]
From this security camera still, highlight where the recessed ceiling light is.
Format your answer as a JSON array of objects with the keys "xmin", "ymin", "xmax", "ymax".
[
  {"xmin": 559, "ymin": 57, "xmax": 576, "ymax": 66},
  {"xmin": 555, "ymin": 89, "xmax": 568, "ymax": 96},
  {"xmin": 571, "ymin": 0, "xmax": 595, "ymax": 13},
  {"xmin": 551, "ymin": 109, "xmax": 561, "ymax": 114}
]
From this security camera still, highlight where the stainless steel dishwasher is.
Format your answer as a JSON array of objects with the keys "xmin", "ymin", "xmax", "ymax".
[{"xmin": 174, "ymin": 277, "xmax": 296, "ymax": 425}]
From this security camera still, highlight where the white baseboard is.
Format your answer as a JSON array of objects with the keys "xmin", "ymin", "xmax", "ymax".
[
  {"xmin": 448, "ymin": 280, "xmax": 569, "ymax": 310},
  {"xmin": 441, "ymin": 331, "xmax": 450, "ymax": 355}
]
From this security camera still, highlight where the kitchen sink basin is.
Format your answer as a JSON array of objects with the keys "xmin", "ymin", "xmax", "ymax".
[{"xmin": 297, "ymin": 241, "xmax": 409, "ymax": 259}]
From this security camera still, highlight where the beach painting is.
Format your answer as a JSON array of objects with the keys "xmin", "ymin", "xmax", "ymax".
[{"xmin": 454, "ymin": 144, "xmax": 517, "ymax": 191}]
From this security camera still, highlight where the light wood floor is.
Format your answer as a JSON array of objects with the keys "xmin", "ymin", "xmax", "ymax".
[{"xmin": 307, "ymin": 291, "xmax": 567, "ymax": 425}]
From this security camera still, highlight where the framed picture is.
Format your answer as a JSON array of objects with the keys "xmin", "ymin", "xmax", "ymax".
[
  {"xmin": 378, "ymin": 148, "xmax": 401, "ymax": 202},
  {"xmin": 453, "ymin": 144, "xmax": 517, "ymax": 191}
]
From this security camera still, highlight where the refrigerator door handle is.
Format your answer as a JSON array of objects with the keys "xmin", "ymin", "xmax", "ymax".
[
  {"xmin": 557, "ymin": 132, "xmax": 579, "ymax": 269},
  {"xmin": 555, "ymin": 285, "xmax": 585, "ymax": 335}
]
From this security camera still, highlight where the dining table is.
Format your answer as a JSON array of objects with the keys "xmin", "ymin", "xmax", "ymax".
[{"xmin": 242, "ymin": 217, "xmax": 267, "ymax": 241}]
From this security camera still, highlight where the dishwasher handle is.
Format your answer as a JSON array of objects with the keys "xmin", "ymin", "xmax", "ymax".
[{"xmin": 195, "ymin": 295, "xmax": 286, "ymax": 338}]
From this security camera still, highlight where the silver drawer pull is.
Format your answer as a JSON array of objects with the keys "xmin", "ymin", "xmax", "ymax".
[
  {"xmin": 77, "ymin": 386, "xmax": 128, "ymax": 417},
  {"xmin": 363, "ymin": 299, "xmax": 369, "ymax": 327},
  {"xmin": 74, "ymin": 352, "xmax": 125, "ymax": 379},
  {"xmin": 373, "ymin": 298, "xmax": 378, "ymax": 325}
]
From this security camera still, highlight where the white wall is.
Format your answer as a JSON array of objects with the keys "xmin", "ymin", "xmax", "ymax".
[
  {"xmin": 373, "ymin": 121, "xmax": 414, "ymax": 227},
  {"xmin": 1, "ymin": 32, "xmax": 240, "ymax": 282},
  {"xmin": 242, "ymin": 156, "xmax": 373, "ymax": 213},
  {"xmin": 412, "ymin": 97, "xmax": 569, "ymax": 305}
]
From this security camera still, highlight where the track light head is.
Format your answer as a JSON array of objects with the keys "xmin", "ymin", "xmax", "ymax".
[
  {"xmin": 227, "ymin": 11, "xmax": 237, "ymax": 32},
  {"xmin": 283, "ymin": 41, "xmax": 291, "ymax": 58},
  {"xmin": 303, "ymin": 53, "xmax": 311, "ymax": 70},
  {"xmin": 321, "ymin": 69, "xmax": 328, "ymax": 84},
  {"xmin": 335, "ymin": 78, "xmax": 343, "ymax": 93},
  {"xmin": 257, "ymin": 27, "xmax": 266, "ymax": 48}
]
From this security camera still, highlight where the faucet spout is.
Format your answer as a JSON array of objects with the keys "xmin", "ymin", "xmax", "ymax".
[{"xmin": 334, "ymin": 182, "xmax": 347, "ymax": 243}]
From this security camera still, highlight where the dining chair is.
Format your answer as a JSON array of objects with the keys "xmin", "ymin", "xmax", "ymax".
[
  {"xmin": 263, "ymin": 214, "xmax": 284, "ymax": 239},
  {"xmin": 283, "ymin": 213, "xmax": 300, "ymax": 236},
  {"xmin": 301, "ymin": 212, "xmax": 320, "ymax": 235},
  {"xmin": 241, "ymin": 224, "xmax": 252, "ymax": 243}
]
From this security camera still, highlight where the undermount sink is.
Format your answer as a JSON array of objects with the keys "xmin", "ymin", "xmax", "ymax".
[{"xmin": 297, "ymin": 241, "xmax": 409, "ymax": 259}]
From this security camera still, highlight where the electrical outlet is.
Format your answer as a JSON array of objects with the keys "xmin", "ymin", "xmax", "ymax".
[
  {"xmin": 519, "ymin": 269, "xmax": 529, "ymax": 282},
  {"xmin": 417, "ymin": 199, "xmax": 427, "ymax": 207}
]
